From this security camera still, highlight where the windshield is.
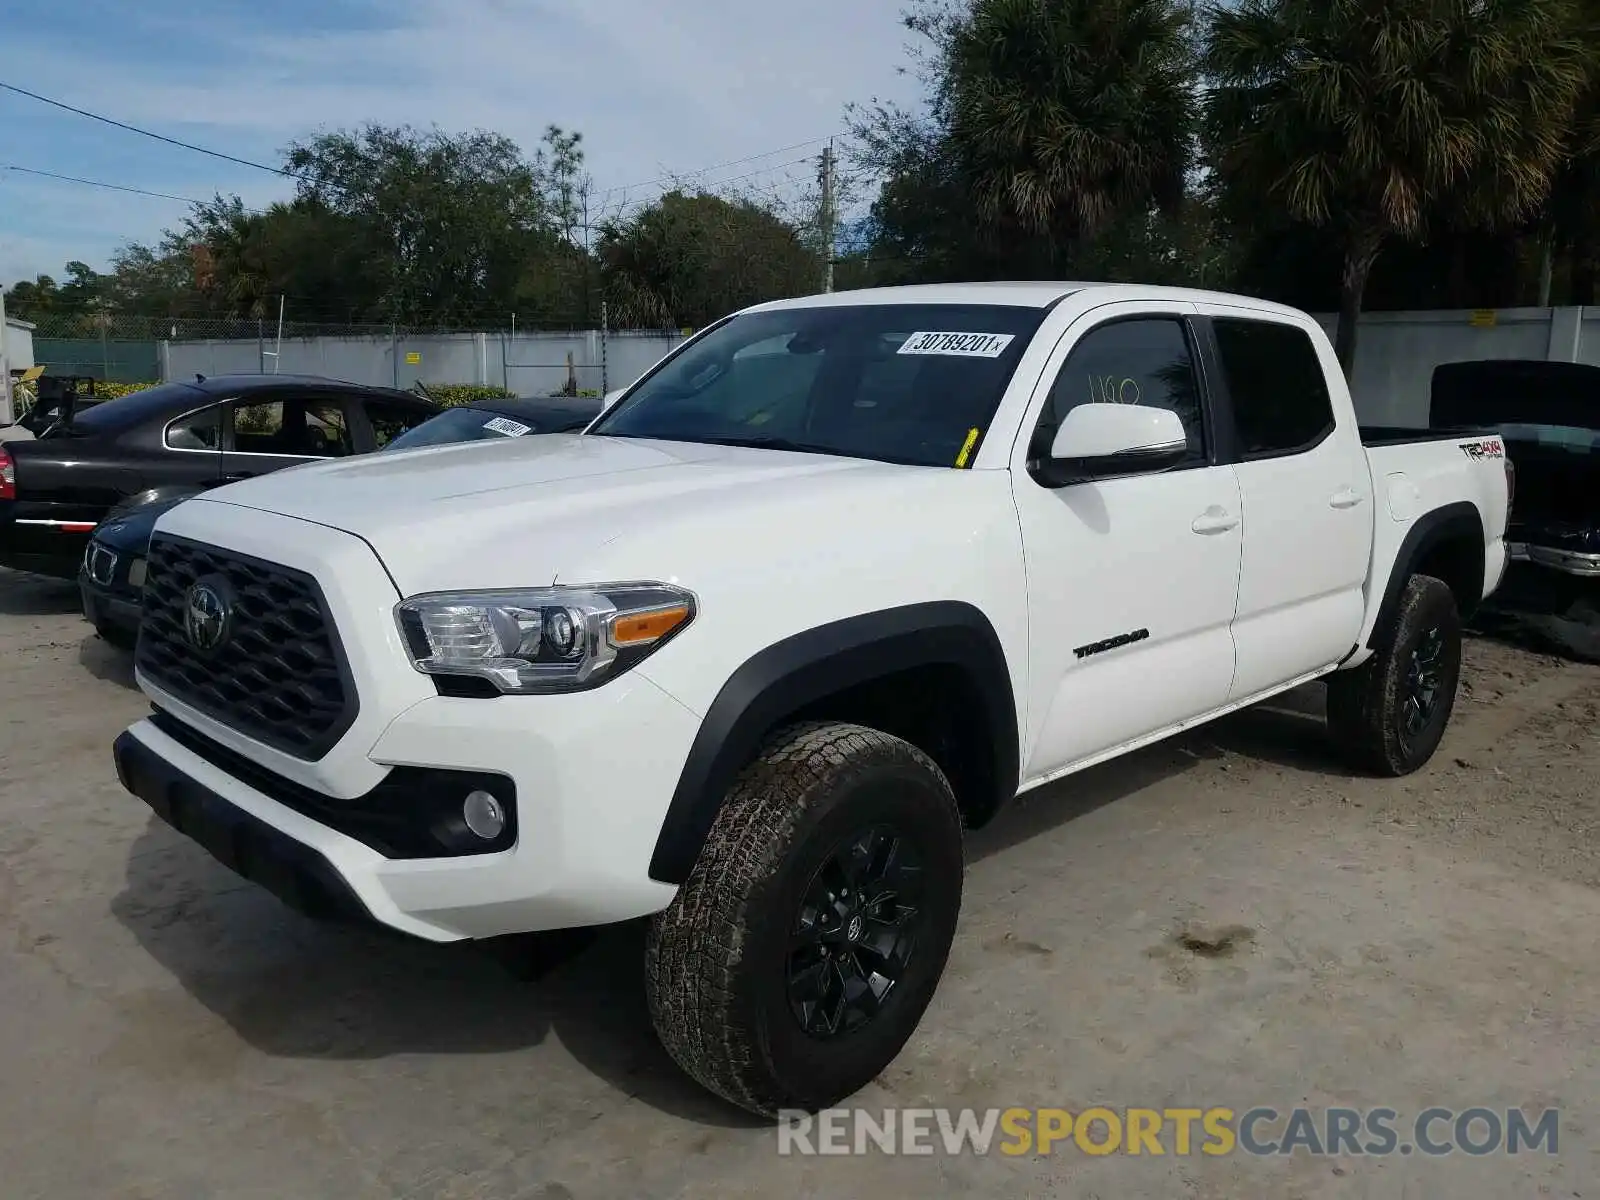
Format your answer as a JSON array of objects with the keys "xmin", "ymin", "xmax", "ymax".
[
  {"xmin": 589, "ymin": 303, "xmax": 1047, "ymax": 467},
  {"xmin": 387, "ymin": 406, "xmax": 553, "ymax": 451},
  {"xmin": 1495, "ymin": 423, "xmax": 1600, "ymax": 452}
]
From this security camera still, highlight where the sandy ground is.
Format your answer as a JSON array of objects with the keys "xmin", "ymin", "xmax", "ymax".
[{"xmin": 2, "ymin": 566, "xmax": 1598, "ymax": 1199}]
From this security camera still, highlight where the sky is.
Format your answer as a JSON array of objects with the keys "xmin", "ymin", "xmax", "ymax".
[{"xmin": 0, "ymin": 0, "xmax": 927, "ymax": 288}]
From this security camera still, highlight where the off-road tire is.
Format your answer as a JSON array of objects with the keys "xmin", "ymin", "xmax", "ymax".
[
  {"xmin": 646, "ymin": 722, "xmax": 964, "ymax": 1117},
  {"xmin": 1327, "ymin": 574, "xmax": 1462, "ymax": 776}
]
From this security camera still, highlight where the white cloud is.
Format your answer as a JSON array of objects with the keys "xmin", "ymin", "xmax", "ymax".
[{"xmin": 4, "ymin": 0, "xmax": 926, "ymax": 279}]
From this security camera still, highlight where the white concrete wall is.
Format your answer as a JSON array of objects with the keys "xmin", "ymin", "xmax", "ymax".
[
  {"xmin": 1309, "ymin": 307, "xmax": 1574, "ymax": 426},
  {"xmin": 4, "ymin": 320, "xmax": 35, "ymax": 372},
  {"xmin": 164, "ymin": 330, "xmax": 686, "ymax": 396}
]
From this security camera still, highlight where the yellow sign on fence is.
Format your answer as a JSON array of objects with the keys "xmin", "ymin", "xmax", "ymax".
[
  {"xmin": 1469, "ymin": 309, "xmax": 1497, "ymax": 328},
  {"xmin": 405, "ymin": 351, "xmax": 421, "ymax": 365}
]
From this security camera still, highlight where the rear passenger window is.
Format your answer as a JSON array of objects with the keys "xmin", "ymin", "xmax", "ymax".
[
  {"xmin": 166, "ymin": 406, "xmax": 221, "ymax": 451},
  {"xmin": 1212, "ymin": 319, "xmax": 1335, "ymax": 458},
  {"xmin": 1034, "ymin": 318, "xmax": 1207, "ymax": 464}
]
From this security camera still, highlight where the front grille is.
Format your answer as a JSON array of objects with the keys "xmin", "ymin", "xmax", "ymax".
[
  {"xmin": 84, "ymin": 540, "xmax": 118, "ymax": 585},
  {"xmin": 136, "ymin": 534, "xmax": 357, "ymax": 759}
]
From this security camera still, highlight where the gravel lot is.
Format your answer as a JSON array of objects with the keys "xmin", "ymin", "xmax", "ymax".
[{"xmin": 2, "ymin": 566, "xmax": 1598, "ymax": 1199}]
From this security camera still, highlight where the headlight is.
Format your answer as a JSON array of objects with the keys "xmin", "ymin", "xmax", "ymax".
[{"xmin": 396, "ymin": 583, "xmax": 696, "ymax": 694}]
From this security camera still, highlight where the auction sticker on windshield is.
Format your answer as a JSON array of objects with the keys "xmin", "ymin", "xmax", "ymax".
[
  {"xmin": 898, "ymin": 331, "xmax": 1016, "ymax": 358},
  {"xmin": 482, "ymin": 417, "xmax": 533, "ymax": 437}
]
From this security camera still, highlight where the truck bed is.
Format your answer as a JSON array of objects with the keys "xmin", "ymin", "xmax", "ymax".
[{"xmin": 1359, "ymin": 425, "xmax": 1495, "ymax": 447}]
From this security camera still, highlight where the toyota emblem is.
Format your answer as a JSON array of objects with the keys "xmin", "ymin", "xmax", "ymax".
[{"xmin": 183, "ymin": 578, "xmax": 233, "ymax": 654}]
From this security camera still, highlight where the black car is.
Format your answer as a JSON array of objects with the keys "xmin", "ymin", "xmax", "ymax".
[
  {"xmin": 1431, "ymin": 360, "xmax": 1600, "ymax": 577},
  {"xmin": 2, "ymin": 374, "xmax": 438, "ymax": 580},
  {"xmin": 78, "ymin": 392, "xmax": 603, "ymax": 646}
]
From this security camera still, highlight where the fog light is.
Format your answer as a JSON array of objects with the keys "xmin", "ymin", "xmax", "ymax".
[{"xmin": 462, "ymin": 790, "xmax": 506, "ymax": 840}]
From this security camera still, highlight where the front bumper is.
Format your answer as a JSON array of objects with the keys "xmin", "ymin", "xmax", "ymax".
[
  {"xmin": 114, "ymin": 728, "xmax": 376, "ymax": 926},
  {"xmin": 1507, "ymin": 541, "xmax": 1600, "ymax": 578},
  {"xmin": 80, "ymin": 573, "xmax": 143, "ymax": 636},
  {"xmin": 116, "ymin": 665, "xmax": 699, "ymax": 941}
]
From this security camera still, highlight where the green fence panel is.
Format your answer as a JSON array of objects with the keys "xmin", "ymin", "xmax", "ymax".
[{"xmin": 33, "ymin": 338, "xmax": 160, "ymax": 384}]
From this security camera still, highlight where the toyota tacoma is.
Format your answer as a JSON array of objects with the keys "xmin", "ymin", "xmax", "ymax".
[{"xmin": 111, "ymin": 283, "xmax": 1511, "ymax": 1116}]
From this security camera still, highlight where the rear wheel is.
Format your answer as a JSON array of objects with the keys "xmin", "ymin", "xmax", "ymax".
[
  {"xmin": 1327, "ymin": 574, "xmax": 1462, "ymax": 776},
  {"xmin": 646, "ymin": 722, "xmax": 964, "ymax": 1116}
]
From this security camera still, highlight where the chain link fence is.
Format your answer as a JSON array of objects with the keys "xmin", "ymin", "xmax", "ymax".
[{"xmin": 25, "ymin": 310, "xmax": 692, "ymax": 390}]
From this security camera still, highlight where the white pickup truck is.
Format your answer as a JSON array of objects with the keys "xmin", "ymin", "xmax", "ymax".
[{"xmin": 112, "ymin": 283, "xmax": 1510, "ymax": 1116}]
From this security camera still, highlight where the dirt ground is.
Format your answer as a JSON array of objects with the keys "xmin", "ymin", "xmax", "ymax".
[{"xmin": 2, "ymin": 565, "xmax": 1598, "ymax": 1199}]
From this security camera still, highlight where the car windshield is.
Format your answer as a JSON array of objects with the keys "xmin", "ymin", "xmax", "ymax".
[
  {"xmin": 387, "ymin": 406, "xmax": 557, "ymax": 451},
  {"xmin": 589, "ymin": 303, "xmax": 1047, "ymax": 467},
  {"xmin": 1495, "ymin": 422, "xmax": 1600, "ymax": 452}
]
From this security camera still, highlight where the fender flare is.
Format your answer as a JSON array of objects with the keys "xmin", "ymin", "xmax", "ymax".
[
  {"xmin": 646, "ymin": 601, "xmax": 1019, "ymax": 885},
  {"xmin": 1367, "ymin": 500, "xmax": 1485, "ymax": 648}
]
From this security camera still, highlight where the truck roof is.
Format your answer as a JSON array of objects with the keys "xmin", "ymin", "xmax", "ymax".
[{"xmin": 746, "ymin": 281, "xmax": 1310, "ymax": 320}]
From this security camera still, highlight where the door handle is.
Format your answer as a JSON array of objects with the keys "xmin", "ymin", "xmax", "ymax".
[
  {"xmin": 1192, "ymin": 507, "xmax": 1240, "ymax": 535},
  {"xmin": 1330, "ymin": 487, "xmax": 1365, "ymax": 510},
  {"xmin": 221, "ymin": 472, "xmax": 256, "ymax": 483}
]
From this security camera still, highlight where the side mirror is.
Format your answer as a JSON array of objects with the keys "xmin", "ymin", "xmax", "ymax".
[
  {"xmin": 602, "ymin": 389, "xmax": 625, "ymax": 411},
  {"xmin": 1032, "ymin": 403, "xmax": 1189, "ymax": 488}
]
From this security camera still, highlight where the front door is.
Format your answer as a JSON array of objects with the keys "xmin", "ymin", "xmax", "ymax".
[{"xmin": 1011, "ymin": 304, "xmax": 1243, "ymax": 781}]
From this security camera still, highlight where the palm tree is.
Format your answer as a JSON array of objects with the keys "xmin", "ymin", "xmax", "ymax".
[
  {"xmin": 1542, "ymin": 1, "xmax": 1600, "ymax": 302},
  {"xmin": 945, "ymin": 0, "xmax": 1198, "ymax": 248},
  {"xmin": 1204, "ymin": 0, "xmax": 1587, "ymax": 374}
]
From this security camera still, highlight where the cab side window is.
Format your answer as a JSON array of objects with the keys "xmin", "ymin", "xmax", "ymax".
[
  {"xmin": 1211, "ymin": 318, "xmax": 1335, "ymax": 458},
  {"xmin": 1033, "ymin": 318, "xmax": 1207, "ymax": 465}
]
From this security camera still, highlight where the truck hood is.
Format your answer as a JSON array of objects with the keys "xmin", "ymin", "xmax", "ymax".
[{"xmin": 193, "ymin": 433, "xmax": 949, "ymax": 594}]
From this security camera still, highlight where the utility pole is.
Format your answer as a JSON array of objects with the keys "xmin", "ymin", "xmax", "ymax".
[
  {"xmin": 819, "ymin": 139, "xmax": 837, "ymax": 294},
  {"xmin": 0, "ymin": 283, "xmax": 11, "ymax": 425}
]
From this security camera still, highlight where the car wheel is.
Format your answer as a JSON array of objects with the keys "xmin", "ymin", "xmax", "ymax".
[
  {"xmin": 1327, "ymin": 574, "xmax": 1462, "ymax": 776},
  {"xmin": 94, "ymin": 620, "xmax": 137, "ymax": 651},
  {"xmin": 646, "ymin": 721, "xmax": 964, "ymax": 1117}
]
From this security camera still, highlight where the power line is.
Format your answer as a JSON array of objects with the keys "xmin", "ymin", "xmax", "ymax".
[
  {"xmin": 599, "ymin": 136, "xmax": 840, "ymax": 199},
  {"xmin": 605, "ymin": 154, "xmax": 823, "ymax": 221},
  {"xmin": 0, "ymin": 81, "xmax": 289, "ymax": 177},
  {"xmin": 1, "ymin": 164, "xmax": 207, "ymax": 205}
]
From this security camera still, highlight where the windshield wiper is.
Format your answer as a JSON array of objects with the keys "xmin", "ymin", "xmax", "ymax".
[{"xmin": 689, "ymin": 434, "xmax": 852, "ymax": 457}]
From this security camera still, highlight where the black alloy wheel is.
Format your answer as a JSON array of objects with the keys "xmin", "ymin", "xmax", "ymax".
[{"xmin": 787, "ymin": 824, "xmax": 925, "ymax": 1038}]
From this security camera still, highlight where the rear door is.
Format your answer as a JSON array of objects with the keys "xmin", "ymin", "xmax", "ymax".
[
  {"xmin": 1198, "ymin": 309, "xmax": 1372, "ymax": 698},
  {"xmin": 157, "ymin": 401, "xmax": 228, "ymax": 492},
  {"xmin": 220, "ymin": 392, "xmax": 359, "ymax": 482}
]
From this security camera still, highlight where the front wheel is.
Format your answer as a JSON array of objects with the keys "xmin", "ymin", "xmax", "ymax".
[
  {"xmin": 94, "ymin": 620, "xmax": 137, "ymax": 651},
  {"xmin": 646, "ymin": 722, "xmax": 964, "ymax": 1117},
  {"xmin": 1327, "ymin": 574, "xmax": 1462, "ymax": 776}
]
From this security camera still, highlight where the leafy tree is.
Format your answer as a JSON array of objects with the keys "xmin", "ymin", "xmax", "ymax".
[
  {"xmin": 284, "ymin": 123, "xmax": 553, "ymax": 325},
  {"xmin": 1204, "ymin": 0, "xmax": 1588, "ymax": 373},
  {"xmin": 597, "ymin": 191, "xmax": 816, "ymax": 328},
  {"xmin": 2, "ymin": 274, "xmax": 58, "ymax": 318}
]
